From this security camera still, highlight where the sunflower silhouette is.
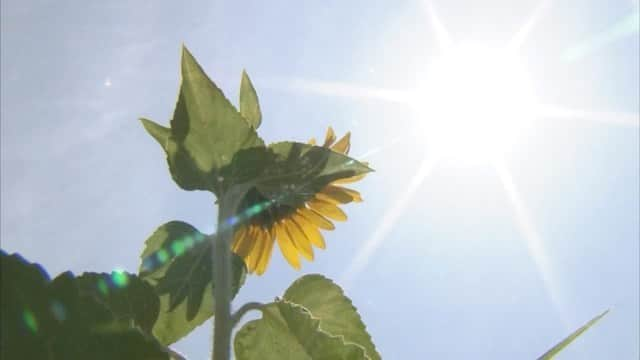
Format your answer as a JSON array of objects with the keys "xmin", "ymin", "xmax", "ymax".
[{"xmin": 231, "ymin": 127, "xmax": 366, "ymax": 275}]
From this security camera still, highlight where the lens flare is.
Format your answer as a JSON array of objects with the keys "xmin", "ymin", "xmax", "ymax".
[
  {"xmin": 414, "ymin": 44, "xmax": 536, "ymax": 164},
  {"xmin": 22, "ymin": 309, "xmax": 38, "ymax": 334},
  {"xmin": 140, "ymin": 198, "xmax": 275, "ymax": 273},
  {"xmin": 50, "ymin": 300, "xmax": 67, "ymax": 322},
  {"xmin": 111, "ymin": 270, "xmax": 129, "ymax": 288},
  {"xmin": 97, "ymin": 278, "xmax": 109, "ymax": 295}
]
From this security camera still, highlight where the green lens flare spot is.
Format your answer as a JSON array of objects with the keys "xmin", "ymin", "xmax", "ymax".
[
  {"xmin": 97, "ymin": 278, "xmax": 109, "ymax": 295},
  {"xmin": 171, "ymin": 239, "xmax": 186, "ymax": 256},
  {"xmin": 50, "ymin": 300, "xmax": 67, "ymax": 322},
  {"xmin": 22, "ymin": 309, "xmax": 38, "ymax": 334},
  {"xmin": 111, "ymin": 270, "xmax": 129, "ymax": 288},
  {"xmin": 157, "ymin": 249, "xmax": 170, "ymax": 263},
  {"xmin": 183, "ymin": 235, "xmax": 195, "ymax": 249}
]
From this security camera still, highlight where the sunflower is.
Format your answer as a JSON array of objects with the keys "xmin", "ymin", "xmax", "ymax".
[{"xmin": 231, "ymin": 127, "xmax": 367, "ymax": 275}]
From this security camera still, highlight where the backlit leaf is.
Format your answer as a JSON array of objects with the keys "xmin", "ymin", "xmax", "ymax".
[
  {"xmin": 76, "ymin": 272, "xmax": 160, "ymax": 334},
  {"xmin": 138, "ymin": 222, "xmax": 247, "ymax": 345},
  {"xmin": 239, "ymin": 70, "xmax": 262, "ymax": 128},
  {"xmin": 537, "ymin": 310, "xmax": 609, "ymax": 360},
  {"xmin": 234, "ymin": 301, "xmax": 368, "ymax": 360},
  {"xmin": 255, "ymin": 142, "xmax": 372, "ymax": 207},
  {"xmin": 140, "ymin": 46, "xmax": 264, "ymax": 195},
  {"xmin": 283, "ymin": 274, "xmax": 380, "ymax": 360},
  {"xmin": 234, "ymin": 274, "xmax": 378, "ymax": 360},
  {"xmin": 1, "ymin": 251, "xmax": 168, "ymax": 360}
]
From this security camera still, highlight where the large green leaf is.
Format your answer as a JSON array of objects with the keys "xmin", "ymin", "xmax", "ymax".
[
  {"xmin": 139, "ymin": 221, "xmax": 206, "ymax": 276},
  {"xmin": 1, "ymin": 251, "xmax": 168, "ymax": 360},
  {"xmin": 138, "ymin": 221, "xmax": 246, "ymax": 345},
  {"xmin": 234, "ymin": 274, "xmax": 378, "ymax": 360},
  {"xmin": 283, "ymin": 274, "xmax": 380, "ymax": 360},
  {"xmin": 76, "ymin": 272, "xmax": 161, "ymax": 334},
  {"xmin": 138, "ymin": 221, "xmax": 211, "ymax": 345},
  {"xmin": 239, "ymin": 70, "xmax": 262, "ymax": 128},
  {"xmin": 537, "ymin": 310, "xmax": 609, "ymax": 360},
  {"xmin": 234, "ymin": 301, "xmax": 368, "ymax": 360},
  {"xmin": 140, "ymin": 46, "xmax": 264, "ymax": 195}
]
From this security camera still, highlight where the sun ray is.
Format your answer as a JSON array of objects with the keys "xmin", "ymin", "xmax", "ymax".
[
  {"xmin": 494, "ymin": 161, "xmax": 570, "ymax": 329},
  {"xmin": 273, "ymin": 77, "xmax": 410, "ymax": 104},
  {"xmin": 537, "ymin": 104, "xmax": 640, "ymax": 127},
  {"xmin": 340, "ymin": 155, "xmax": 439, "ymax": 288},
  {"xmin": 423, "ymin": 0, "xmax": 453, "ymax": 50},
  {"xmin": 508, "ymin": 0, "xmax": 553, "ymax": 51},
  {"xmin": 562, "ymin": 9, "xmax": 639, "ymax": 62},
  {"xmin": 355, "ymin": 135, "xmax": 404, "ymax": 160}
]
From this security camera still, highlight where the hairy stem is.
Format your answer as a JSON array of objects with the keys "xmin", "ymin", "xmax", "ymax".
[
  {"xmin": 167, "ymin": 347, "xmax": 187, "ymax": 360},
  {"xmin": 212, "ymin": 184, "xmax": 252, "ymax": 360},
  {"xmin": 212, "ymin": 198, "xmax": 233, "ymax": 360},
  {"xmin": 231, "ymin": 302, "xmax": 264, "ymax": 328}
]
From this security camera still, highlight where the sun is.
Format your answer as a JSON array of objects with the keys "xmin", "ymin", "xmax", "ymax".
[{"xmin": 415, "ymin": 43, "xmax": 537, "ymax": 164}]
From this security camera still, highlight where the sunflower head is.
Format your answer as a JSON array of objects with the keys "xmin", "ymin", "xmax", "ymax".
[{"xmin": 231, "ymin": 127, "xmax": 367, "ymax": 275}]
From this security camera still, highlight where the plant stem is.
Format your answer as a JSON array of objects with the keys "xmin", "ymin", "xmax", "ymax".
[
  {"xmin": 211, "ymin": 184, "xmax": 253, "ymax": 360},
  {"xmin": 230, "ymin": 302, "xmax": 264, "ymax": 328},
  {"xmin": 212, "ymin": 198, "xmax": 233, "ymax": 360}
]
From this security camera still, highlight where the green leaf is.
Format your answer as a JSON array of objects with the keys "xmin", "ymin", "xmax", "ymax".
[
  {"xmin": 234, "ymin": 301, "xmax": 368, "ymax": 360},
  {"xmin": 1, "ymin": 251, "xmax": 168, "ymax": 360},
  {"xmin": 170, "ymin": 46, "xmax": 264, "ymax": 192},
  {"xmin": 140, "ymin": 117, "xmax": 170, "ymax": 152},
  {"xmin": 141, "ymin": 46, "xmax": 264, "ymax": 195},
  {"xmin": 139, "ymin": 221, "xmax": 206, "ymax": 276},
  {"xmin": 255, "ymin": 142, "xmax": 372, "ymax": 207},
  {"xmin": 75, "ymin": 272, "xmax": 161, "ymax": 334},
  {"xmin": 537, "ymin": 310, "xmax": 609, "ymax": 360},
  {"xmin": 239, "ymin": 70, "xmax": 262, "ymax": 128},
  {"xmin": 283, "ymin": 274, "xmax": 380, "ymax": 360},
  {"xmin": 138, "ymin": 222, "xmax": 247, "ymax": 345}
]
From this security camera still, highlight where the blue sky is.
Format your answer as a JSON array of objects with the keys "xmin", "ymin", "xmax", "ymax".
[{"xmin": 1, "ymin": 0, "xmax": 638, "ymax": 359}]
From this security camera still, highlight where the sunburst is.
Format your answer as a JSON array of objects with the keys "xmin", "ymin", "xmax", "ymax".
[{"xmin": 268, "ymin": 1, "xmax": 638, "ymax": 326}]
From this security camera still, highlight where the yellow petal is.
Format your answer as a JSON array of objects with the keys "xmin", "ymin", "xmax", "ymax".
[
  {"xmin": 283, "ymin": 219, "xmax": 313, "ymax": 261},
  {"xmin": 292, "ymin": 213, "xmax": 326, "ymax": 249},
  {"xmin": 297, "ymin": 207, "xmax": 335, "ymax": 230},
  {"xmin": 232, "ymin": 226, "xmax": 254, "ymax": 261},
  {"xmin": 331, "ymin": 173, "xmax": 367, "ymax": 184},
  {"xmin": 308, "ymin": 138, "xmax": 317, "ymax": 145},
  {"xmin": 274, "ymin": 222, "xmax": 301, "ymax": 269},
  {"xmin": 255, "ymin": 227, "xmax": 275, "ymax": 275},
  {"xmin": 308, "ymin": 199, "xmax": 348, "ymax": 221},
  {"xmin": 247, "ymin": 227, "xmax": 266, "ymax": 273},
  {"xmin": 328, "ymin": 185, "xmax": 362, "ymax": 202},
  {"xmin": 331, "ymin": 132, "xmax": 351, "ymax": 154},
  {"xmin": 323, "ymin": 127, "xmax": 336, "ymax": 147},
  {"xmin": 231, "ymin": 226, "xmax": 246, "ymax": 253},
  {"xmin": 316, "ymin": 186, "xmax": 355, "ymax": 204}
]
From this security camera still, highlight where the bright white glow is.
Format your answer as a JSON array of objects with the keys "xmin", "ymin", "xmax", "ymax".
[
  {"xmin": 415, "ymin": 44, "xmax": 537, "ymax": 164},
  {"xmin": 424, "ymin": 0, "xmax": 453, "ymax": 50},
  {"xmin": 508, "ymin": 0, "xmax": 553, "ymax": 50},
  {"xmin": 538, "ymin": 104, "xmax": 640, "ymax": 127}
]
